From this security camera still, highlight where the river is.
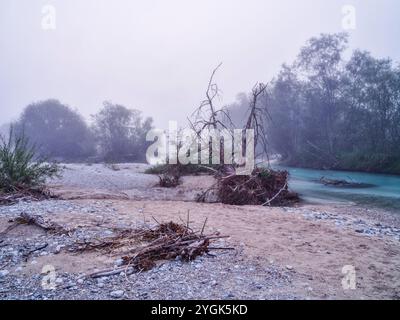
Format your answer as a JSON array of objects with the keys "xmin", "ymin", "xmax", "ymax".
[{"xmin": 274, "ymin": 165, "xmax": 400, "ymax": 212}]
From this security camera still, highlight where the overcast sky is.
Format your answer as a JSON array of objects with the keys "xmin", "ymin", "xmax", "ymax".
[{"xmin": 0, "ymin": 0, "xmax": 399, "ymax": 128}]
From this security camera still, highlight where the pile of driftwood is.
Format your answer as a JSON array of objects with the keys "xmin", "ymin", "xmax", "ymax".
[
  {"xmin": 120, "ymin": 221, "xmax": 226, "ymax": 271},
  {"xmin": 217, "ymin": 168, "xmax": 298, "ymax": 206},
  {"xmin": 196, "ymin": 167, "xmax": 299, "ymax": 206},
  {"xmin": 70, "ymin": 218, "xmax": 231, "ymax": 278}
]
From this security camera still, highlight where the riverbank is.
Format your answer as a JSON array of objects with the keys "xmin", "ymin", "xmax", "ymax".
[
  {"xmin": 0, "ymin": 163, "xmax": 399, "ymax": 300},
  {"xmin": 277, "ymin": 159, "xmax": 400, "ymax": 177}
]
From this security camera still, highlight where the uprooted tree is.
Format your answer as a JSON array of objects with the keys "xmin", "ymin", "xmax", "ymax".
[{"xmin": 157, "ymin": 64, "xmax": 299, "ymax": 206}]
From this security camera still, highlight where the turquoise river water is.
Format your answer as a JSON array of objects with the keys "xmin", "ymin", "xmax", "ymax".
[{"xmin": 274, "ymin": 166, "xmax": 400, "ymax": 212}]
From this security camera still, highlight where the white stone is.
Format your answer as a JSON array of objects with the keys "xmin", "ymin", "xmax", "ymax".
[
  {"xmin": 110, "ymin": 290, "xmax": 124, "ymax": 299},
  {"xmin": 0, "ymin": 270, "xmax": 10, "ymax": 277}
]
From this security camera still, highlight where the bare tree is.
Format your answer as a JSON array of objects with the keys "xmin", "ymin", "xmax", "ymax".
[{"xmin": 244, "ymin": 82, "xmax": 271, "ymax": 163}]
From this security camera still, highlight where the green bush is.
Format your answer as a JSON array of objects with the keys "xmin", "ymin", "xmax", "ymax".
[{"xmin": 0, "ymin": 129, "xmax": 60, "ymax": 193}]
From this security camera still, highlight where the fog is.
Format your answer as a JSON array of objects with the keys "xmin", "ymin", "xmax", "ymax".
[{"xmin": 1, "ymin": 0, "xmax": 399, "ymax": 128}]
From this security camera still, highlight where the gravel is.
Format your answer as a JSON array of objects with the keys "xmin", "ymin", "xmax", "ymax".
[
  {"xmin": 1, "ymin": 163, "xmax": 399, "ymax": 300},
  {"xmin": 0, "ymin": 249, "xmax": 298, "ymax": 300},
  {"xmin": 283, "ymin": 207, "xmax": 400, "ymax": 241},
  {"xmin": 0, "ymin": 198, "xmax": 299, "ymax": 300}
]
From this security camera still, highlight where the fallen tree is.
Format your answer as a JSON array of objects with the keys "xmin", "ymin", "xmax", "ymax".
[
  {"xmin": 147, "ymin": 66, "xmax": 299, "ymax": 206},
  {"xmin": 319, "ymin": 177, "xmax": 375, "ymax": 189}
]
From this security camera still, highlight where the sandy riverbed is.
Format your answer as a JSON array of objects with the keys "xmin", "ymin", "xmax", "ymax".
[{"xmin": 0, "ymin": 163, "xmax": 399, "ymax": 300}]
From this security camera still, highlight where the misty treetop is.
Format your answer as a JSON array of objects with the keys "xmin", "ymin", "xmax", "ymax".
[
  {"xmin": 13, "ymin": 99, "xmax": 153, "ymax": 163},
  {"xmin": 92, "ymin": 101, "xmax": 153, "ymax": 162},
  {"xmin": 14, "ymin": 99, "xmax": 95, "ymax": 160},
  {"xmin": 6, "ymin": 33, "xmax": 400, "ymax": 173},
  {"xmin": 230, "ymin": 33, "xmax": 400, "ymax": 174}
]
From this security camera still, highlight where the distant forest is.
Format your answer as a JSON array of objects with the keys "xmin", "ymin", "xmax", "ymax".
[
  {"xmin": 4, "ymin": 100, "xmax": 154, "ymax": 163},
  {"xmin": 229, "ymin": 33, "xmax": 400, "ymax": 174},
  {"xmin": 1, "ymin": 33, "xmax": 399, "ymax": 174}
]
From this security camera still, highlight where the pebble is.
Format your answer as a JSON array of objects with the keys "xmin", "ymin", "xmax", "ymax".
[
  {"xmin": 54, "ymin": 245, "xmax": 63, "ymax": 254},
  {"xmin": 110, "ymin": 290, "xmax": 124, "ymax": 299},
  {"xmin": 0, "ymin": 270, "xmax": 10, "ymax": 277},
  {"xmin": 114, "ymin": 258, "xmax": 124, "ymax": 267}
]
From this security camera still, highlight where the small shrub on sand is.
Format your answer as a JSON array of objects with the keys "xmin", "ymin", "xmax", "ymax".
[{"xmin": 0, "ymin": 129, "xmax": 60, "ymax": 194}]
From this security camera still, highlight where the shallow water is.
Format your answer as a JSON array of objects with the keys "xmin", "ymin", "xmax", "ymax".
[{"xmin": 274, "ymin": 165, "xmax": 400, "ymax": 212}]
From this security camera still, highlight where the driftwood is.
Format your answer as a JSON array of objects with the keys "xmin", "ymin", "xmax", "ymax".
[
  {"xmin": 217, "ymin": 168, "xmax": 298, "ymax": 206},
  {"xmin": 0, "ymin": 212, "xmax": 71, "ymax": 237},
  {"xmin": 22, "ymin": 243, "xmax": 49, "ymax": 262},
  {"xmin": 319, "ymin": 177, "xmax": 375, "ymax": 189},
  {"xmin": 82, "ymin": 219, "xmax": 232, "ymax": 277},
  {"xmin": 157, "ymin": 173, "xmax": 181, "ymax": 188},
  {"xmin": 0, "ymin": 187, "xmax": 55, "ymax": 206}
]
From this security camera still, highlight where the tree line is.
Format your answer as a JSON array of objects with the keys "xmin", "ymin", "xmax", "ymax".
[
  {"xmin": 8, "ymin": 100, "xmax": 153, "ymax": 163},
  {"xmin": 229, "ymin": 33, "xmax": 400, "ymax": 174},
  {"xmin": 3, "ymin": 33, "xmax": 399, "ymax": 172}
]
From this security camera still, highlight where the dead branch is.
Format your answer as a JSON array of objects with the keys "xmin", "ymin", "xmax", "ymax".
[{"xmin": 12, "ymin": 212, "xmax": 71, "ymax": 235}]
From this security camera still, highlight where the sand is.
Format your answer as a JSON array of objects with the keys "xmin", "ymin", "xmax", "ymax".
[{"xmin": 1, "ymin": 163, "xmax": 399, "ymax": 299}]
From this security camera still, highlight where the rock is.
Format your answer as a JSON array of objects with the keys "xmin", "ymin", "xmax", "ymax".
[
  {"xmin": 0, "ymin": 270, "xmax": 10, "ymax": 277},
  {"xmin": 286, "ymin": 265, "xmax": 294, "ymax": 271},
  {"xmin": 114, "ymin": 258, "xmax": 124, "ymax": 267},
  {"xmin": 54, "ymin": 245, "xmax": 63, "ymax": 254},
  {"xmin": 110, "ymin": 290, "xmax": 124, "ymax": 299}
]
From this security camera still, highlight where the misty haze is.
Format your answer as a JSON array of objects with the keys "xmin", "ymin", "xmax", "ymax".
[{"xmin": 0, "ymin": 0, "xmax": 400, "ymax": 305}]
